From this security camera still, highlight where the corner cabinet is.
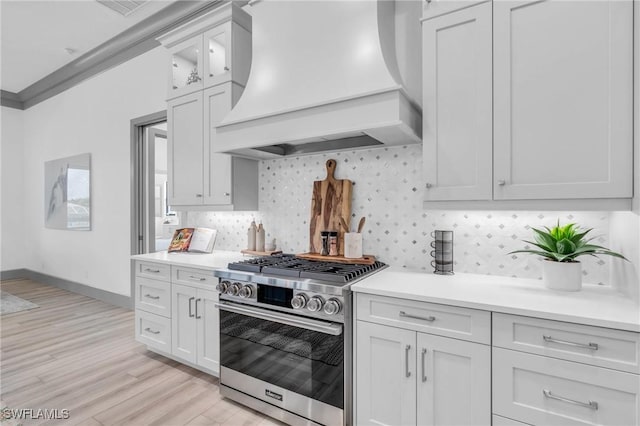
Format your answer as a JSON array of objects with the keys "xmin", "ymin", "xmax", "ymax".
[
  {"xmin": 422, "ymin": 0, "xmax": 633, "ymax": 204},
  {"xmin": 160, "ymin": 3, "xmax": 258, "ymax": 210},
  {"xmin": 354, "ymin": 294, "xmax": 491, "ymax": 426}
]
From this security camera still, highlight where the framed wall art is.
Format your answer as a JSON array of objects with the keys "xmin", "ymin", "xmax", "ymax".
[{"xmin": 44, "ymin": 153, "xmax": 91, "ymax": 230}]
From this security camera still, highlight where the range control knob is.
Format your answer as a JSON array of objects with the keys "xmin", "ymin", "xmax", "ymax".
[
  {"xmin": 307, "ymin": 296, "xmax": 325, "ymax": 312},
  {"xmin": 226, "ymin": 282, "xmax": 241, "ymax": 296},
  {"xmin": 323, "ymin": 298, "xmax": 342, "ymax": 315},
  {"xmin": 239, "ymin": 285, "xmax": 253, "ymax": 299},
  {"xmin": 216, "ymin": 280, "xmax": 230, "ymax": 293},
  {"xmin": 291, "ymin": 294, "xmax": 308, "ymax": 309}
]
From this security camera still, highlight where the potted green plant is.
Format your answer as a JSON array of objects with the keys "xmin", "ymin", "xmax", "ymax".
[{"xmin": 510, "ymin": 221, "xmax": 627, "ymax": 291}]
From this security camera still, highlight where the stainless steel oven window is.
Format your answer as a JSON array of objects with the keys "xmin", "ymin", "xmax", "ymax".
[{"xmin": 219, "ymin": 307, "xmax": 345, "ymax": 409}]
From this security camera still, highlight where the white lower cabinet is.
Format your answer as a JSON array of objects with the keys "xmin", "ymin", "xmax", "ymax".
[
  {"xmin": 355, "ymin": 321, "xmax": 491, "ymax": 425},
  {"xmin": 171, "ymin": 283, "xmax": 220, "ymax": 374}
]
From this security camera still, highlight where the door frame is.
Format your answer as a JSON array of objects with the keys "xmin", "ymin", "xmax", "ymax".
[{"xmin": 130, "ymin": 110, "xmax": 167, "ymax": 301}]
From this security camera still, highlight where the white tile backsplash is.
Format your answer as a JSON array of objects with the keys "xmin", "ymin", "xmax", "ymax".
[{"xmin": 187, "ymin": 144, "xmax": 611, "ymax": 285}]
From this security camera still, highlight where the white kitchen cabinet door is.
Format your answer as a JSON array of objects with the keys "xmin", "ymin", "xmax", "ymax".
[
  {"xmin": 203, "ymin": 84, "xmax": 233, "ymax": 206},
  {"xmin": 167, "ymin": 92, "xmax": 204, "ymax": 205},
  {"xmin": 171, "ymin": 283, "xmax": 197, "ymax": 363},
  {"xmin": 195, "ymin": 288, "xmax": 220, "ymax": 374},
  {"xmin": 493, "ymin": 0, "xmax": 633, "ymax": 200},
  {"xmin": 355, "ymin": 321, "xmax": 416, "ymax": 426},
  {"xmin": 416, "ymin": 333, "xmax": 491, "ymax": 426},
  {"xmin": 422, "ymin": 2, "xmax": 493, "ymax": 201}
]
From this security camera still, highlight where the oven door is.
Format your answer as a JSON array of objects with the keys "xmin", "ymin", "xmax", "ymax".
[{"xmin": 216, "ymin": 301, "xmax": 344, "ymax": 425}]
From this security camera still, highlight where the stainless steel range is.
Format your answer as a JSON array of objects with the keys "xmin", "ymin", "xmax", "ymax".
[{"xmin": 213, "ymin": 254, "xmax": 386, "ymax": 426}]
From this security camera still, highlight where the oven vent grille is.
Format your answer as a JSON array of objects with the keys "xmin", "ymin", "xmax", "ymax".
[{"xmin": 95, "ymin": 0, "xmax": 149, "ymax": 16}]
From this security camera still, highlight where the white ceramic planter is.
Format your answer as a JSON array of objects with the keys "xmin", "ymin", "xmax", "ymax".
[{"xmin": 542, "ymin": 260, "xmax": 582, "ymax": 291}]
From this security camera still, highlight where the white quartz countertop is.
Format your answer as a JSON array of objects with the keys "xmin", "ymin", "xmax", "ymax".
[
  {"xmin": 131, "ymin": 250, "xmax": 249, "ymax": 270},
  {"xmin": 351, "ymin": 268, "xmax": 640, "ymax": 332}
]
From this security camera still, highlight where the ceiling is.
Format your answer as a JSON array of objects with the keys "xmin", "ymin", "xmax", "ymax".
[{"xmin": 1, "ymin": 0, "xmax": 177, "ymax": 93}]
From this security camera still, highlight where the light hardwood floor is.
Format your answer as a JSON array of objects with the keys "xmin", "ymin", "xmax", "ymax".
[{"xmin": 0, "ymin": 278, "xmax": 284, "ymax": 426}]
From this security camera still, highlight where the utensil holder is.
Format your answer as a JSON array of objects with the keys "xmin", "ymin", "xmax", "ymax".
[
  {"xmin": 430, "ymin": 230, "xmax": 454, "ymax": 275},
  {"xmin": 344, "ymin": 233, "xmax": 363, "ymax": 259}
]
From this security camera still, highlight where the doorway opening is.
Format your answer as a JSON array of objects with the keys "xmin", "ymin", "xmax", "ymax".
[{"xmin": 131, "ymin": 111, "xmax": 181, "ymax": 256}]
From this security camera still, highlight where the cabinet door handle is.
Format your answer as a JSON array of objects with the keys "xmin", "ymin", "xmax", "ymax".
[
  {"xmin": 196, "ymin": 194, "xmax": 203, "ymax": 198},
  {"xmin": 543, "ymin": 335, "xmax": 598, "ymax": 351},
  {"xmin": 497, "ymin": 180, "xmax": 506, "ymax": 186},
  {"xmin": 195, "ymin": 298, "xmax": 202, "ymax": 319},
  {"xmin": 188, "ymin": 297, "xmax": 195, "ymax": 318},
  {"xmin": 543, "ymin": 389, "xmax": 598, "ymax": 410},
  {"xmin": 400, "ymin": 311, "xmax": 436, "ymax": 322},
  {"xmin": 189, "ymin": 275, "xmax": 206, "ymax": 281},
  {"xmin": 224, "ymin": 192, "xmax": 230, "ymax": 196},
  {"xmin": 144, "ymin": 327, "xmax": 160, "ymax": 335},
  {"xmin": 224, "ymin": 66, "xmax": 230, "ymax": 71},
  {"xmin": 405, "ymin": 345, "xmax": 411, "ymax": 378},
  {"xmin": 144, "ymin": 294, "xmax": 160, "ymax": 300},
  {"xmin": 421, "ymin": 348, "xmax": 427, "ymax": 382},
  {"xmin": 144, "ymin": 268, "xmax": 160, "ymax": 273}
]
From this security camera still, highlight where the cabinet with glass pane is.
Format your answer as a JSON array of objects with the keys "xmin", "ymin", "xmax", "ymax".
[{"xmin": 159, "ymin": 2, "xmax": 251, "ymax": 100}]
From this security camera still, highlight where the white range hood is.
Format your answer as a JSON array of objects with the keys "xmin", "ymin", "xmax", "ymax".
[{"xmin": 215, "ymin": 0, "xmax": 422, "ymax": 158}]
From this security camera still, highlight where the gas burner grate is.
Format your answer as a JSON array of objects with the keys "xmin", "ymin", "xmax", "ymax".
[{"xmin": 227, "ymin": 255, "xmax": 386, "ymax": 283}]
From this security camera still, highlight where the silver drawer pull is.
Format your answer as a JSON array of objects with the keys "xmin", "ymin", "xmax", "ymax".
[
  {"xmin": 421, "ymin": 348, "xmax": 428, "ymax": 382},
  {"xmin": 543, "ymin": 389, "xmax": 598, "ymax": 410},
  {"xmin": 543, "ymin": 335, "xmax": 598, "ymax": 350},
  {"xmin": 144, "ymin": 268, "xmax": 160, "ymax": 273},
  {"xmin": 405, "ymin": 345, "xmax": 411, "ymax": 378},
  {"xmin": 144, "ymin": 327, "xmax": 160, "ymax": 335},
  {"xmin": 144, "ymin": 294, "xmax": 160, "ymax": 300},
  {"xmin": 400, "ymin": 311, "xmax": 436, "ymax": 322},
  {"xmin": 189, "ymin": 275, "xmax": 206, "ymax": 281}
]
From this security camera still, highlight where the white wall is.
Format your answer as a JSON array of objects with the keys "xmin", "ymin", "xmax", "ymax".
[
  {"xmin": 1, "ymin": 106, "xmax": 26, "ymax": 270},
  {"xmin": 18, "ymin": 46, "xmax": 168, "ymax": 296}
]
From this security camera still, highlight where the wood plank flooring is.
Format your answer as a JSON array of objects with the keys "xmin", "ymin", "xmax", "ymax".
[{"xmin": 0, "ymin": 279, "xmax": 284, "ymax": 426}]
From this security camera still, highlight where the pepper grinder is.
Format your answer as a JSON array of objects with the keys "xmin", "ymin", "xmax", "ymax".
[
  {"xmin": 256, "ymin": 222, "xmax": 265, "ymax": 252},
  {"xmin": 247, "ymin": 220, "xmax": 257, "ymax": 251}
]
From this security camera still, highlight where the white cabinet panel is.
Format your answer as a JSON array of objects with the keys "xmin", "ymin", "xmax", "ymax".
[
  {"xmin": 171, "ymin": 283, "xmax": 197, "ymax": 363},
  {"xmin": 493, "ymin": 313, "xmax": 640, "ymax": 374},
  {"xmin": 493, "ymin": 347, "xmax": 640, "ymax": 426},
  {"xmin": 195, "ymin": 288, "xmax": 220, "ymax": 374},
  {"xmin": 417, "ymin": 333, "xmax": 490, "ymax": 426},
  {"xmin": 493, "ymin": 0, "xmax": 633, "ymax": 200},
  {"xmin": 204, "ymin": 84, "xmax": 233, "ymax": 206},
  {"xmin": 167, "ymin": 92, "xmax": 204, "ymax": 206},
  {"xmin": 135, "ymin": 310, "xmax": 171, "ymax": 353},
  {"xmin": 356, "ymin": 321, "xmax": 417, "ymax": 426},
  {"xmin": 135, "ymin": 277, "xmax": 171, "ymax": 318},
  {"xmin": 422, "ymin": 2, "xmax": 493, "ymax": 201}
]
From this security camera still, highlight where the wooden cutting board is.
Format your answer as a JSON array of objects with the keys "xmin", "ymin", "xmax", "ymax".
[{"xmin": 309, "ymin": 159, "xmax": 353, "ymax": 255}]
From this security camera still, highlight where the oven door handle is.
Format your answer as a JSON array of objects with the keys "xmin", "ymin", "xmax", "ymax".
[{"xmin": 215, "ymin": 301, "xmax": 343, "ymax": 336}]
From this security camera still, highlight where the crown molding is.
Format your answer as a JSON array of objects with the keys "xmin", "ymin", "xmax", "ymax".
[{"xmin": 1, "ymin": 0, "xmax": 225, "ymax": 110}]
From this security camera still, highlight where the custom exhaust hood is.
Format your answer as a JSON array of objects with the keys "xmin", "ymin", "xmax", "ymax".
[{"xmin": 215, "ymin": 0, "xmax": 422, "ymax": 158}]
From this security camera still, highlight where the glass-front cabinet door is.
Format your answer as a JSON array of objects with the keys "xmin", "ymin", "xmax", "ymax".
[
  {"xmin": 168, "ymin": 35, "xmax": 203, "ymax": 98},
  {"xmin": 204, "ymin": 22, "xmax": 232, "ymax": 88}
]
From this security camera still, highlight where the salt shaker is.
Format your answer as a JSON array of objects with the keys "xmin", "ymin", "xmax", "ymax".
[{"xmin": 247, "ymin": 220, "xmax": 257, "ymax": 251}]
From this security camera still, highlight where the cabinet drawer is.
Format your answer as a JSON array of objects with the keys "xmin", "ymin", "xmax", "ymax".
[
  {"xmin": 135, "ymin": 310, "xmax": 171, "ymax": 353},
  {"xmin": 135, "ymin": 277, "xmax": 171, "ymax": 318},
  {"xmin": 421, "ymin": 0, "xmax": 489, "ymax": 20},
  {"xmin": 356, "ymin": 294, "xmax": 490, "ymax": 344},
  {"xmin": 492, "ymin": 415, "xmax": 531, "ymax": 426},
  {"xmin": 493, "ymin": 313, "xmax": 640, "ymax": 374},
  {"xmin": 172, "ymin": 266, "xmax": 216, "ymax": 287},
  {"xmin": 493, "ymin": 347, "xmax": 640, "ymax": 426},
  {"xmin": 135, "ymin": 261, "xmax": 171, "ymax": 281}
]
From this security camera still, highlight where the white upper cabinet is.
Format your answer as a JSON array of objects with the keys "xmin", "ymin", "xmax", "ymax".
[
  {"xmin": 422, "ymin": 2, "xmax": 493, "ymax": 201},
  {"xmin": 422, "ymin": 0, "xmax": 634, "ymax": 205},
  {"xmin": 158, "ymin": 3, "xmax": 252, "ymax": 100},
  {"xmin": 493, "ymin": 0, "xmax": 633, "ymax": 200}
]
